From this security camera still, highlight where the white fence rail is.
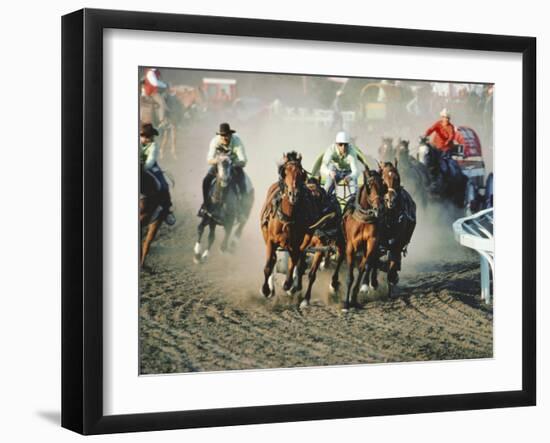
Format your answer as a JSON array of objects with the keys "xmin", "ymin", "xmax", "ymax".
[{"xmin": 452, "ymin": 208, "xmax": 494, "ymax": 304}]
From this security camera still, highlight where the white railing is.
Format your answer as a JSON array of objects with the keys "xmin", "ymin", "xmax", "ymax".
[{"xmin": 452, "ymin": 208, "xmax": 494, "ymax": 304}]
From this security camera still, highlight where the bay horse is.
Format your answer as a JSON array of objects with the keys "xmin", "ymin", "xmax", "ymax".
[
  {"xmin": 260, "ymin": 152, "xmax": 310, "ymax": 298},
  {"xmin": 194, "ymin": 154, "xmax": 254, "ymax": 263},
  {"xmin": 379, "ymin": 161, "xmax": 416, "ymax": 295},
  {"xmin": 341, "ymin": 167, "xmax": 384, "ymax": 311},
  {"xmin": 140, "ymin": 168, "xmax": 169, "ymax": 267}
]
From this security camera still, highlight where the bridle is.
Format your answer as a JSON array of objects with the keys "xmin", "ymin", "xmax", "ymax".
[{"xmin": 280, "ymin": 160, "xmax": 303, "ymax": 205}]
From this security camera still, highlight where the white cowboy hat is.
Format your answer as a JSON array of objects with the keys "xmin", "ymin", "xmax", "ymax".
[{"xmin": 440, "ymin": 108, "xmax": 451, "ymax": 118}]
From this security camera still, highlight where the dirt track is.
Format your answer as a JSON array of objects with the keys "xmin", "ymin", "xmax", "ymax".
[
  {"xmin": 139, "ymin": 208, "xmax": 493, "ymax": 375},
  {"xmin": 139, "ymin": 112, "xmax": 493, "ymax": 374}
]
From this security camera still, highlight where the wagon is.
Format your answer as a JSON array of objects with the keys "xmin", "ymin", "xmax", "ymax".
[{"xmin": 453, "ymin": 126, "xmax": 493, "ymax": 214}]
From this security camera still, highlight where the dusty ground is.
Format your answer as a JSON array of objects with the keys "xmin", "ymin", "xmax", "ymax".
[
  {"xmin": 139, "ymin": 207, "xmax": 493, "ymax": 375},
  {"xmin": 139, "ymin": 116, "xmax": 493, "ymax": 375}
]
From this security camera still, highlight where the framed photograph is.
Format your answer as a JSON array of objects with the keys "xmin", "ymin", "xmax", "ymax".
[{"xmin": 62, "ymin": 8, "xmax": 536, "ymax": 435}]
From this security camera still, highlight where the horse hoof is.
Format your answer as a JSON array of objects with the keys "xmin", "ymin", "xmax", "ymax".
[
  {"xmin": 299, "ymin": 299, "xmax": 310, "ymax": 309},
  {"xmin": 359, "ymin": 284, "xmax": 368, "ymax": 294},
  {"xmin": 201, "ymin": 250, "xmax": 209, "ymax": 261},
  {"xmin": 193, "ymin": 242, "xmax": 201, "ymax": 255},
  {"xmin": 193, "ymin": 255, "xmax": 201, "ymax": 265},
  {"xmin": 341, "ymin": 301, "xmax": 350, "ymax": 312}
]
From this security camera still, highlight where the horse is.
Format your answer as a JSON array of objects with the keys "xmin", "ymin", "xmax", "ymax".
[
  {"xmin": 193, "ymin": 154, "xmax": 254, "ymax": 263},
  {"xmin": 260, "ymin": 152, "xmax": 310, "ymax": 298},
  {"xmin": 395, "ymin": 139, "xmax": 429, "ymax": 209},
  {"xmin": 417, "ymin": 137, "xmax": 468, "ymax": 208},
  {"xmin": 140, "ymin": 168, "xmax": 170, "ymax": 267},
  {"xmin": 341, "ymin": 167, "xmax": 384, "ymax": 311},
  {"xmin": 379, "ymin": 161, "xmax": 416, "ymax": 296},
  {"xmin": 292, "ymin": 182, "xmax": 346, "ymax": 308},
  {"xmin": 378, "ymin": 137, "xmax": 395, "ymax": 163}
]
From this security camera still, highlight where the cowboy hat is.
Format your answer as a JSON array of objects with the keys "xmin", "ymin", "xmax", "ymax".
[
  {"xmin": 439, "ymin": 108, "xmax": 451, "ymax": 118},
  {"xmin": 216, "ymin": 122, "xmax": 236, "ymax": 135},
  {"xmin": 140, "ymin": 123, "xmax": 159, "ymax": 137}
]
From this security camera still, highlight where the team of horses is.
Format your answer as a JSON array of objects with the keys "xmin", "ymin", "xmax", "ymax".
[
  {"xmin": 142, "ymin": 136, "xmax": 478, "ymax": 311},
  {"xmin": 259, "ymin": 151, "xmax": 416, "ymax": 311}
]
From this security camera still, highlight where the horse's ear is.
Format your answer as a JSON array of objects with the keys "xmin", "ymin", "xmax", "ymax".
[
  {"xmin": 394, "ymin": 158, "xmax": 398, "ymax": 169},
  {"xmin": 377, "ymin": 160, "xmax": 383, "ymax": 172},
  {"xmin": 297, "ymin": 153, "xmax": 302, "ymax": 162}
]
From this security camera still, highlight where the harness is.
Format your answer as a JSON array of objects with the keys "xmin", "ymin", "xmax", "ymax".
[{"xmin": 348, "ymin": 176, "xmax": 380, "ymax": 224}]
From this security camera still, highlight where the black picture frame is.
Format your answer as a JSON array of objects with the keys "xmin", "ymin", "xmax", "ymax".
[{"xmin": 62, "ymin": 8, "xmax": 536, "ymax": 435}]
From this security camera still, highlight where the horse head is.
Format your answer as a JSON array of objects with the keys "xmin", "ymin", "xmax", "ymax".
[
  {"xmin": 216, "ymin": 153, "xmax": 233, "ymax": 188},
  {"xmin": 396, "ymin": 139, "xmax": 410, "ymax": 165},
  {"xmin": 280, "ymin": 151, "xmax": 305, "ymax": 205},
  {"xmin": 417, "ymin": 136, "xmax": 435, "ymax": 169},
  {"xmin": 381, "ymin": 162, "xmax": 401, "ymax": 210},
  {"xmin": 360, "ymin": 165, "xmax": 384, "ymax": 216},
  {"xmin": 379, "ymin": 137, "xmax": 394, "ymax": 162}
]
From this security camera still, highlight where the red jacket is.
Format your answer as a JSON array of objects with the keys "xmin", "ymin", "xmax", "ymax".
[
  {"xmin": 425, "ymin": 121, "xmax": 455, "ymax": 152},
  {"xmin": 143, "ymin": 68, "xmax": 162, "ymax": 96}
]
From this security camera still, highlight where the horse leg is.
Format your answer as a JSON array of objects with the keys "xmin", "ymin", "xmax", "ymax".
[
  {"xmin": 387, "ymin": 246, "xmax": 400, "ymax": 298},
  {"xmin": 194, "ymin": 217, "xmax": 208, "ymax": 263},
  {"xmin": 141, "ymin": 219, "xmax": 162, "ymax": 267},
  {"xmin": 343, "ymin": 244, "xmax": 356, "ymax": 311},
  {"xmin": 329, "ymin": 240, "xmax": 345, "ymax": 293},
  {"xmin": 261, "ymin": 242, "xmax": 277, "ymax": 297},
  {"xmin": 301, "ymin": 251, "xmax": 323, "ymax": 308},
  {"xmin": 360, "ymin": 236, "xmax": 379, "ymax": 293},
  {"xmin": 283, "ymin": 250, "xmax": 301, "ymax": 294},
  {"xmin": 352, "ymin": 254, "xmax": 368, "ymax": 307},
  {"xmin": 220, "ymin": 220, "xmax": 234, "ymax": 253},
  {"xmin": 201, "ymin": 221, "xmax": 216, "ymax": 262}
]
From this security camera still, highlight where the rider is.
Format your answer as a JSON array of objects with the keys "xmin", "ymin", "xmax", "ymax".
[
  {"xmin": 320, "ymin": 131, "xmax": 361, "ymax": 196},
  {"xmin": 423, "ymin": 108, "xmax": 457, "ymax": 190},
  {"xmin": 424, "ymin": 108, "xmax": 456, "ymax": 153},
  {"xmin": 140, "ymin": 123, "xmax": 176, "ymax": 225},
  {"xmin": 142, "ymin": 67, "xmax": 169, "ymax": 126},
  {"xmin": 199, "ymin": 122, "xmax": 248, "ymax": 216}
]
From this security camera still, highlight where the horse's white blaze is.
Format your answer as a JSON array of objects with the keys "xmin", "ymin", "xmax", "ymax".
[
  {"xmin": 359, "ymin": 284, "xmax": 369, "ymax": 294},
  {"xmin": 193, "ymin": 242, "xmax": 201, "ymax": 255}
]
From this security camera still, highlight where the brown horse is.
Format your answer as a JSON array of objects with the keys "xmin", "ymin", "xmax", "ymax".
[
  {"xmin": 260, "ymin": 152, "xmax": 309, "ymax": 298},
  {"xmin": 341, "ymin": 167, "xmax": 384, "ymax": 311},
  {"xmin": 140, "ymin": 169, "xmax": 168, "ymax": 267},
  {"xmin": 379, "ymin": 161, "xmax": 416, "ymax": 294}
]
